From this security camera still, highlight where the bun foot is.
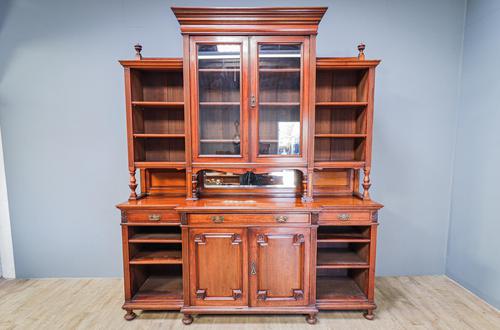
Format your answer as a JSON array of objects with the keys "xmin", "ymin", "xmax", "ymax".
[
  {"xmin": 182, "ymin": 314, "xmax": 193, "ymax": 325},
  {"xmin": 363, "ymin": 310, "xmax": 375, "ymax": 320},
  {"xmin": 124, "ymin": 309, "xmax": 136, "ymax": 321},
  {"xmin": 306, "ymin": 313, "xmax": 317, "ymax": 324}
]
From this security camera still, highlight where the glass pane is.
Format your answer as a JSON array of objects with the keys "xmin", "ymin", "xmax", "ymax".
[
  {"xmin": 203, "ymin": 170, "xmax": 299, "ymax": 189},
  {"xmin": 258, "ymin": 44, "xmax": 301, "ymax": 156},
  {"xmin": 198, "ymin": 44, "xmax": 241, "ymax": 156}
]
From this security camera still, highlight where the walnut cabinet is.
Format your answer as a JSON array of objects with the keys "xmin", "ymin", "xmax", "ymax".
[{"xmin": 117, "ymin": 6, "xmax": 383, "ymax": 325}]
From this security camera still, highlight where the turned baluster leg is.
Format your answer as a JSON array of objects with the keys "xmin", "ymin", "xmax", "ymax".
[
  {"xmin": 191, "ymin": 172, "xmax": 198, "ymax": 200},
  {"xmin": 182, "ymin": 313, "xmax": 193, "ymax": 325},
  {"xmin": 363, "ymin": 309, "xmax": 375, "ymax": 320},
  {"xmin": 306, "ymin": 313, "xmax": 317, "ymax": 324},
  {"xmin": 362, "ymin": 167, "xmax": 371, "ymax": 200},
  {"xmin": 124, "ymin": 309, "xmax": 136, "ymax": 321},
  {"xmin": 128, "ymin": 169, "xmax": 137, "ymax": 200}
]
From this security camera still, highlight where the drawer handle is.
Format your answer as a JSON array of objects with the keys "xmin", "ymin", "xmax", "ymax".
[
  {"xmin": 148, "ymin": 214, "xmax": 161, "ymax": 221},
  {"xmin": 337, "ymin": 213, "xmax": 351, "ymax": 221},
  {"xmin": 211, "ymin": 215, "xmax": 224, "ymax": 223},
  {"xmin": 275, "ymin": 215, "xmax": 288, "ymax": 223}
]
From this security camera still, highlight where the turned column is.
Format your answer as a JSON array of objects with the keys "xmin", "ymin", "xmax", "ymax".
[
  {"xmin": 362, "ymin": 167, "xmax": 371, "ymax": 200},
  {"xmin": 128, "ymin": 168, "xmax": 137, "ymax": 200}
]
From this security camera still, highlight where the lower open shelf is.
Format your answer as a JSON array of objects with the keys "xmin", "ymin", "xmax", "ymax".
[
  {"xmin": 133, "ymin": 275, "xmax": 183, "ymax": 302},
  {"xmin": 317, "ymin": 276, "xmax": 366, "ymax": 301}
]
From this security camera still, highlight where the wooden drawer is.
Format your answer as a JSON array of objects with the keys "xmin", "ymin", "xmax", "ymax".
[
  {"xmin": 189, "ymin": 213, "xmax": 309, "ymax": 225},
  {"xmin": 123, "ymin": 210, "xmax": 180, "ymax": 224},
  {"xmin": 320, "ymin": 211, "xmax": 372, "ymax": 224}
]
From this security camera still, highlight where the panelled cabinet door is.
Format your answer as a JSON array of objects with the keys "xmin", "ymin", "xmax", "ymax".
[
  {"xmin": 250, "ymin": 36, "xmax": 310, "ymax": 163},
  {"xmin": 249, "ymin": 227, "xmax": 311, "ymax": 306},
  {"xmin": 190, "ymin": 36, "xmax": 250, "ymax": 163},
  {"xmin": 189, "ymin": 228, "xmax": 248, "ymax": 306}
]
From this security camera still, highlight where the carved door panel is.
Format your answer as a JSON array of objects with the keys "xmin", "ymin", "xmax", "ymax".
[
  {"xmin": 189, "ymin": 228, "xmax": 247, "ymax": 306},
  {"xmin": 249, "ymin": 227, "xmax": 310, "ymax": 306}
]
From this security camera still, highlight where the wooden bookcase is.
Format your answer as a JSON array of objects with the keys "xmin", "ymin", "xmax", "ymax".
[{"xmin": 117, "ymin": 7, "xmax": 383, "ymax": 325}]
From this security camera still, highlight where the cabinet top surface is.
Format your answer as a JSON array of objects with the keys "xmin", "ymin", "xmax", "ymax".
[{"xmin": 117, "ymin": 196, "xmax": 383, "ymax": 211}]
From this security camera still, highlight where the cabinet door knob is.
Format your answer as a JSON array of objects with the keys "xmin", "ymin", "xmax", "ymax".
[
  {"xmin": 211, "ymin": 215, "xmax": 224, "ymax": 223},
  {"xmin": 148, "ymin": 214, "xmax": 161, "ymax": 221},
  {"xmin": 275, "ymin": 215, "xmax": 288, "ymax": 223},
  {"xmin": 250, "ymin": 261, "xmax": 257, "ymax": 275},
  {"xmin": 337, "ymin": 213, "xmax": 351, "ymax": 221}
]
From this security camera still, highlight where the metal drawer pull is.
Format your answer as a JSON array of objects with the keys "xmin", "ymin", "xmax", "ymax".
[
  {"xmin": 148, "ymin": 214, "xmax": 161, "ymax": 221},
  {"xmin": 211, "ymin": 215, "xmax": 224, "ymax": 223},
  {"xmin": 250, "ymin": 261, "xmax": 257, "ymax": 275},
  {"xmin": 275, "ymin": 215, "xmax": 288, "ymax": 223},
  {"xmin": 337, "ymin": 213, "xmax": 351, "ymax": 221}
]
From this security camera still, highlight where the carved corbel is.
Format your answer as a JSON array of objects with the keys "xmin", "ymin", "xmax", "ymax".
[
  {"xmin": 293, "ymin": 234, "xmax": 305, "ymax": 245},
  {"xmin": 256, "ymin": 234, "xmax": 268, "ymax": 246}
]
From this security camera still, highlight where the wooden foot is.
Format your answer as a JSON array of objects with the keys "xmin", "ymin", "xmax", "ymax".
[
  {"xmin": 363, "ymin": 309, "xmax": 374, "ymax": 320},
  {"xmin": 306, "ymin": 313, "xmax": 317, "ymax": 324},
  {"xmin": 182, "ymin": 314, "xmax": 193, "ymax": 325},
  {"xmin": 124, "ymin": 309, "xmax": 136, "ymax": 321}
]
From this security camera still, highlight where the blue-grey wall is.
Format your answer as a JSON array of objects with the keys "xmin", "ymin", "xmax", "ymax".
[
  {"xmin": 446, "ymin": 0, "xmax": 500, "ymax": 310},
  {"xmin": 0, "ymin": 0, "xmax": 466, "ymax": 277}
]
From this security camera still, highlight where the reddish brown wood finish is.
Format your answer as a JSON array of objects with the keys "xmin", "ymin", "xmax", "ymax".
[{"xmin": 117, "ymin": 6, "xmax": 382, "ymax": 324}]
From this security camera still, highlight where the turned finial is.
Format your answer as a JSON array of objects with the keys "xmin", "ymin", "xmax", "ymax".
[
  {"xmin": 134, "ymin": 43, "xmax": 143, "ymax": 60},
  {"xmin": 357, "ymin": 43, "xmax": 365, "ymax": 60}
]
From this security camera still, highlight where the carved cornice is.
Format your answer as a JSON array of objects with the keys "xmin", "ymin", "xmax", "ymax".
[{"xmin": 172, "ymin": 7, "xmax": 327, "ymax": 35}]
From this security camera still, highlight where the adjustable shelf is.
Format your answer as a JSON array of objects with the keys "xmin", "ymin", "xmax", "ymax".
[
  {"xmin": 133, "ymin": 134, "xmax": 185, "ymax": 138},
  {"xmin": 315, "ymin": 134, "xmax": 367, "ymax": 138},
  {"xmin": 132, "ymin": 101, "xmax": 184, "ymax": 108},
  {"xmin": 316, "ymin": 248, "xmax": 369, "ymax": 269},
  {"xmin": 130, "ymin": 250, "xmax": 182, "ymax": 265},
  {"xmin": 316, "ymin": 102, "xmax": 368, "ymax": 107},
  {"xmin": 129, "ymin": 233, "xmax": 182, "ymax": 244}
]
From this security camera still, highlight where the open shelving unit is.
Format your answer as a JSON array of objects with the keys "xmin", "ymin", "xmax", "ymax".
[
  {"xmin": 316, "ymin": 225, "xmax": 373, "ymax": 307},
  {"xmin": 126, "ymin": 225, "xmax": 183, "ymax": 308}
]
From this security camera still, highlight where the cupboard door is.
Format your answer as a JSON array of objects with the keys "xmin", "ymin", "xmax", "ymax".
[
  {"xmin": 190, "ymin": 36, "xmax": 249, "ymax": 162},
  {"xmin": 250, "ymin": 36, "xmax": 310, "ymax": 163},
  {"xmin": 189, "ymin": 228, "xmax": 247, "ymax": 306},
  {"xmin": 249, "ymin": 227, "xmax": 311, "ymax": 306}
]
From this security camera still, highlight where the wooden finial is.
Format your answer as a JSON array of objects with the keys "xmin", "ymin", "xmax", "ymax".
[
  {"xmin": 134, "ymin": 43, "xmax": 142, "ymax": 60},
  {"xmin": 357, "ymin": 43, "xmax": 365, "ymax": 60}
]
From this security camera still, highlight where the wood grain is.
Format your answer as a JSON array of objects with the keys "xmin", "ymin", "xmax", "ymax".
[{"xmin": 0, "ymin": 276, "xmax": 498, "ymax": 329}]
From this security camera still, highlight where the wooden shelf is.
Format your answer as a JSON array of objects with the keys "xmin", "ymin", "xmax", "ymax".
[
  {"xmin": 317, "ymin": 248, "xmax": 369, "ymax": 269},
  {"xmin": 259, "ymin": 68, "xmax": 300, "ymax": 73},
  {"xmin": 317, "ymin": 276, "xmax": 367, "ymax": 301},
  {"xmin": 129, "ymin": 233, "xmax": 182, "ymax": 244},
  {"xmin": 132, "ymin": 101, "xmax": 184, "ymax": 108},
  {"xmin": 134, "ymin": 162, "xmax": 186, "ymax": 169},
  {"xmin": 132, "ymin": 275, "xmax": 183, "ymax": 303},
  {"xmin": 130, "ymin": 250, "xmax": 182, "ymax": 265},
  {"xmin": 259, "ymin": 139, "xmax": 279, "ymax": 143},
  {"xmin": 318, "ymin": 235, "xmax": 370, "ymax": 243},
  {"xmin": 200, "ymin": 139, "xmax": 239, "ymax": 143},
  {"xmin": 316, "ymin": 102, "xmax": 368, "ymax": 107},
  {"xmin": 133, "ymin": 133, "xmax": 185, "ymax": 138},
  {"xmin": 260, "ymin": 102, "xmax": 300, "ymax": 106},
  {"xmin": 200, "ymin": 102, "xmax": 240, "ymax": 106},
  {"xmin": 314, "ymin": 161, "xmax": 366, "ymax": 169},
  {"xmin": 315, "ymin": 134, "xmax": 367, "ymax": 138},
  {"xmin": 199, "ymin": 68, "xmax": 239, "ymax": 72}
]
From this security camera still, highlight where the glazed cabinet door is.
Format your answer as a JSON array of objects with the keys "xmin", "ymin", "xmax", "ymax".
[
  {"xmin": 250, "ymin": 36, "xmax": 310, "ymax": 163},
  {"xmin": 188, "ymin": 228, "xmax": 248, "ymax": 306},
  {"xmin": 190, "ymin": 36, "xmax": 250, "ymax": 163},
  {"xmin": 249, "ymin": 227, "xmax": 311, "ymax": 306}
]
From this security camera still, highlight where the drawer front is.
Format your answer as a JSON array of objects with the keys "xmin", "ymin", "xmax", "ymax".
[
  {"xmin": 189, "ymin": 213, "xmax": 309, "ymax": 225},
  {"xmin": 320, "ymin": 211, "xmax": 372, "ymax": 223},
  {"xmin": 123, "ymin": 210, "xmax": 180, "ymax": 224}
]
